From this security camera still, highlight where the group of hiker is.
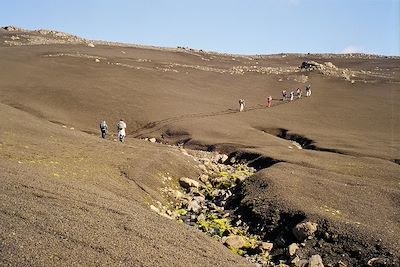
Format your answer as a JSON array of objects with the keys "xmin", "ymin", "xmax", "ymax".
[
  {"xmin": 238, "ymin": 84, "xmax": 312, "ymax": 112},
  {"xmin": 100, "ymin": 84, "xmax": 312, "ymax": 140},
  {"xmin": 99, "ymin": 119, "xmax": 126, "ymax": 142}
]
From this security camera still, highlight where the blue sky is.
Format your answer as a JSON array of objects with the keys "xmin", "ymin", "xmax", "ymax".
[{"xmin": 1, "ymin": 0, "xmax": 399, "ymax": 55}]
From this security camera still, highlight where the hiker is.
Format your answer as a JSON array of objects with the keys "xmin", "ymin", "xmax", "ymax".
[
  {"xmin": 239, "ymin": 99, "xmax": 245, "ymax": 112},
  {"xmin": 296, "ymin": 88, "xmax": 302, "ymax": 98},
  {"xmin": 117, "ymin": 119, "xmax": 127, "ymax": 142},
  {"xmin": 282, "ymin": 90, "xmax": 287, "ymax": 101},
  {"xmin": 267, "ymin": 95, "xmax": 272, "ymax": 108},
  {"xmin": 99, "ymin": 120, "xmax": 108, "ymax": 139},
  {"xmin": 305, "ymin": 84, "xmax": 312, "ymax": 97},
  {"xmin": 290, "ymin": 91, "xmax": 295, "ymax": 101}
]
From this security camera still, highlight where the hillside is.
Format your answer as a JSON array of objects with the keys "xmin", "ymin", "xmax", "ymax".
[{"xmin": 0, "ymin": 26, "xmax": 399, "ymax": 266}]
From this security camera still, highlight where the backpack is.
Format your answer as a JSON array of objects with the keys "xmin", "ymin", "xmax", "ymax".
[{"xmin": 100, "ymin": 121, "xmax": 107, "ymax": 129}]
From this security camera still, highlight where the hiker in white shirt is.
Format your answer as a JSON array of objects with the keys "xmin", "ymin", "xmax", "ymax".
[{"xmin": 117, "ymin": 119, "xmax": 127, "ymax": 142}]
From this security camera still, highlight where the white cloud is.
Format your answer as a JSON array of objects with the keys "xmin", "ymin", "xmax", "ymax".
[{"xmin": 340, "ymin": 45, "xmax": 364, "ymax": 54}]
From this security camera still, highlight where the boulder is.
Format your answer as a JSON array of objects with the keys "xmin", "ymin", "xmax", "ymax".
[
  {"xmin": 292, "ymin": 221, "xmax": 318, "ymax": 241},
  {"xmin": 308, "ymin": 255, "xmax": 324, "ymax": 267},
  {"xmin": 172, "ymin": 190, "xmax": 183, "ymax": 199},
  {"xmin": 187, "ymin": 200, "xmax": 201, "ymax": 213},
  {"xmin": 199, "ymin": 174, "xmax": 209, "ymax": 183},
  {"xmin": 288, "ymin": 243, "xmax": 300, "ymax": 256},
  {"xmin": 179, "ymin": 177, "xmax": 200, "ymax": 189},
  {"xmin": 300, "ymin": 61, "xmax": 325, "ymax": 71},
  {"xmin": 219, "ymin": 154, "xmax": 229, "ymax": 163},
  {"xmin": 224, "ymin": 235, "xmax": 246, "ymax": 249},
  {"xmin": 260, "ymin": 242, "xmax": 273, "ymax": 251},
  {"xmin": 3, "ymin": 26, "xmax": 22, "ymax": 32},
  {"xmin": 324, "ymin": 62, "xmax": 337, "ymax": 69}
]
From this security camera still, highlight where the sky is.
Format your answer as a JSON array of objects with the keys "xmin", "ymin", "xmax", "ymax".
[{"xmin": 1, "ymin": 0, "xmax": 399, "ymax": 56}]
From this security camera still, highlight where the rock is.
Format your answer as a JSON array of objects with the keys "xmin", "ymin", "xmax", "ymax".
[
  {"xmin": 300, "ymin": 61, "xmax": 324, "ymax": 71},
  {"xmin": 260, "ymin": 242, "xmax": 273, "ymax": 251},
  {"xmin": 309, "ymin": 255, "xmax": 324, "ymax": 267},
  {"xmin": 199, "ymin": 174, "xmax": 209, "ymax": 183},
  {"xmin": 179, "ymin": 177, "xmax": 200, "ymax": 189},
  {"xmin": 293, "ymin": 221, "xmax": 318, "ymax": 241},
  {"xmin": 219, "ymin": 154, "xmax": 229, "ymax": 163},
  {"xmin": 367, "ymin": 258, "xmax": 389, "ymax": 266},
  {"xmin": 193, "ymin": 195, "xmax": 205, "ymax": 204},
  {"xmin": 95, "ymin": 58, "xmax": 100, "ymax": 63},
  {"xmin": 288, "ymin": 243, "xmax": 300, "ymax": 256},
  {"xmin": 150, "ymin": 204, "xmax": 160, "ymax": 213},
  {"xmin": 198, "ymin": 164, "xmax": 208, "ymax": 173},
  {"xmin": 187, "ymin": 200, "xmax": 201, "ymax": 213},
  {"xmin": 87, "ymin": 43, "xmax": 95, "ymax": 47},
  {"xmin": 212, "ymin": 175, "xmax": 230, "ymax": 185},
  {"xmin": 188, "ymin": 187, "xmax": 203, "ymax": 196},
  {"xmin": 172, "ymin": 190, "xmax": 183, "ymax": 199},
  {"xmin": 199, "ymin": 157, "xmax": 211, "ymax": 164},
  {"xmin": 2, "ymin": 26, "xmax": 22, "ymax": 32},
  {"xmin": 324, "ymin": 62, "xmax": 338, "ymax": 69},
  {"xmin": 197, "ymin": 213, "xmax": 205, "ymax": 222},
  {"xmin": 291, "ymin": 256, "xmax": 300, "ymax": 266},
  {"xmin": 224, "ymin": 235, "xmax": 246, "ymax": 249},
  {"xmin": 149, "ymin": 137, "xmax": 157, "ymax": 143}
]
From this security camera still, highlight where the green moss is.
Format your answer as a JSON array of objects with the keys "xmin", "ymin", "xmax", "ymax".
[
  {"xmin": 227, "ymin": 245, "xmax": 246, "ymax": 256},
  {"xmin": 218, "ymin": 171, "xmax": 229, "ymax": 177},
  {"xmin": 176, "ymin": 209, "xmax": 187, "ymax": 216}
]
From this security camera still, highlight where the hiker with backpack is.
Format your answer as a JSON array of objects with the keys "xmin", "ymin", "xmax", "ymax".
[
  {"xmin": 290, "ymin": 91, "xmax": 295, "ymax": 101},
  {"xmin": 117, "ymin": 119, "xmax": 127, "ymax": 142},
  {"xmin": 305, "ymin": 84, "xmax": 312, "ymax": 97},
  {"xmin": 267, "ymin": 95, "xmax": 272, "ymax": 108},
  {"xmin": 296, "ymin": 88, "xmax": 302, "ymax": 98},
  {"xmin": 100, "ymin": 120, "xmax": 108, "ymax": 139},
  {"xmin": 282, "ymin": 90, "xmax": 287, "ymax": 101},
  {"xmin": 239, "ymin": 99, "xmax": 245, "ymax": 112}
]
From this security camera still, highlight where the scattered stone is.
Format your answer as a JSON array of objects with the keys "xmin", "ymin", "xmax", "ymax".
[
  {"xmin": 324, "ymin": 62, "xmax": 338, "ymax": 69},
  {"xmin": 2, "ymin": 26, "xmax": 23, "ymax": 32},
  {"xmin": 150, "ymin": 204, "xmax": 160, "ymax": 213},
  {"xmin": 199, "ymin": 174, "xmax": 209, "ymax": 183},
  {"xmin": 179, "ymin": 177, "xmax": 200, "ymax": 189},
  {"xmin": 172, "ymin": 190, "xmax": 183, "ymax": 199},
  {"xmin": 367, "ymin": 257, "xmax": 389, "ymax": 266},
  {"xmin": 291, "ymin": 256, "xmax": 300, "ymax": 266},
  {"xmin": 197, "ymin": 213, "xmax": 205, "ymax": 222},
  {"xmin": 293, "ymin": 221, "xmax": 318, "ymax": 241},
  {"xmin": 187, "ymin": 200, "xmax": 201, "ymax": 213},
  {"xmin": 224, "ymin": 235, "xmax": 246, "ymax": 249},
  {"xmin": 219, "ymin": 154, "xmax": 229, "ymax": 163},
  {"xmin": 87, "ymin": 43, "xmax": 95, "ymax": 47},
  {"xmin": 95, "ymin": 58, "xmax": 100, "ymax": 63},
  {"xmin": 288, "ymin": 243, "xmax": 300, "ymax": 256},
  {"xmin": 149, "ymin": 137, "xmax": 157, "ymax": 143},
  {"xmin": 309, "ymin": 255, "xmax": 324, "ymax": 267},
  {"xmin": 260, "ymin": 242, "xmax": 273, "ymax": 252}
]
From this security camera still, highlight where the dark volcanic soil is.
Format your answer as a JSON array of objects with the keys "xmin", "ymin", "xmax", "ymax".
[{"xmin": 0, "ymin": 27, "xmax": 399, "ymax": 266}]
